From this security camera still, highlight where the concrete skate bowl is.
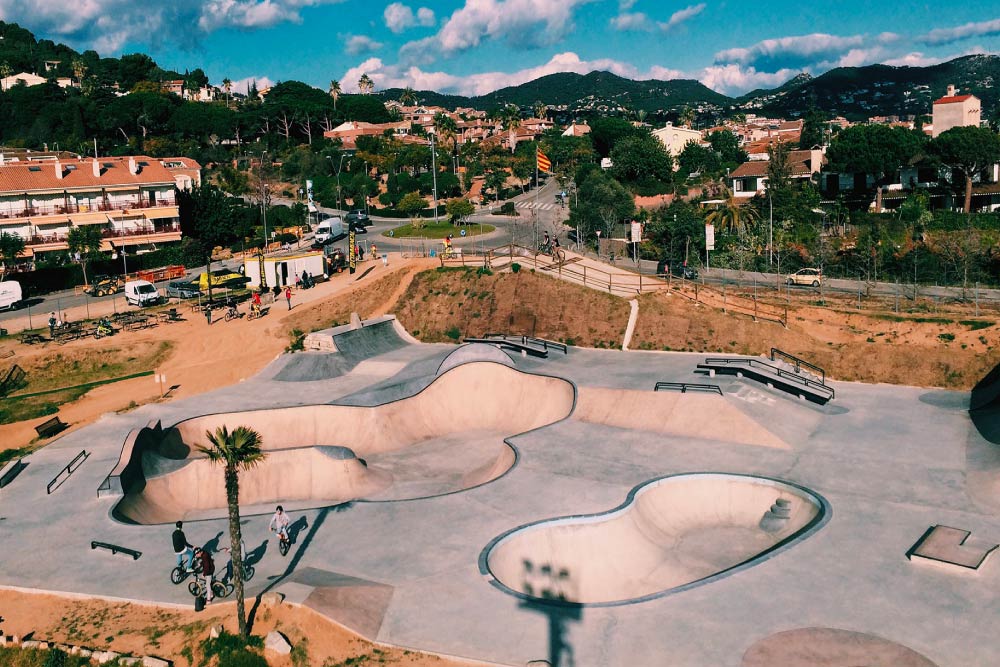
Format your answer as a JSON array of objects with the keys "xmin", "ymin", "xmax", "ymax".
[
  {"xmin": 970, "ymin": 360, "xmax": 1000, "ymax": 444},
  {"xmin": 111, "ymin": 362, "xmax": 575, "ymax": 524},
  {"xmin": 436, "ymin": 343, "xmax": 515, "ymax": 376},
  {"xmin": 482, "ymin": 473, "xmax": 829, "ymax": 606},
  {"xmin": 742, "ymin": 627, "xmax": 939, "ymax": 667}
]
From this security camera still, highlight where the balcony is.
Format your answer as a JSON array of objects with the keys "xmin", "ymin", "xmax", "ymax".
[
  {"xmin": 101, "ymin": 222, "xmax": 180, "ymax": 239},
  {"xmin": 0, "ymin": 196, "xmax": 177, "ymax": 219}
]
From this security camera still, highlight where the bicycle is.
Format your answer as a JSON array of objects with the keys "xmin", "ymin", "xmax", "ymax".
[
  {"xmin": 247, "ymin": 304, "xmax": 264, "ymax": 320},
  {"xmin": 538, "ymin": 243, "xmax": 565, "ymax": 263},
  {"xmin": 272, "ymin": 528, "xmax": 291, "ymax": 556},
  {"xmin": 223, "ymin": 302, "xmax": 240, "ymax": 321},
  {"xmin": 188, "ymin": 572, "xmax": 231, "ymax": 599},
  {"xmin": 441, "ymin": 245, "xmax": 456, "ymax": 260},
  {"xmin": 169, "ymin": 554, "xmax": 203, "ymax": 585}
]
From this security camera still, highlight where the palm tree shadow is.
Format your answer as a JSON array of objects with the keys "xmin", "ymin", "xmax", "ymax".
[{"xmin": 246, "ymin": 502, "xmax": 354, "ymax": 633}]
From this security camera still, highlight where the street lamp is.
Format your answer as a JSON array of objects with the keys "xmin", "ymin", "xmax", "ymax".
[
  {"xmin": 328, "ymin": 154, "xmax": 347, "ymax": 212},
  {"xmin": 429, "ymin": 133, "xmax": 439, "ymax": 223}
]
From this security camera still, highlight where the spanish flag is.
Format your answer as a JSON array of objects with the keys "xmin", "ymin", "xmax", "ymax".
[{"xmin": 536, "ymin": 149, "xmax": 551, "ymax": 173}]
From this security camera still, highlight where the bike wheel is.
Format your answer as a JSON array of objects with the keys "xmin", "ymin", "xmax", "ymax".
[
  {"xmin": 188, "ymin": 580, "xmax": 201, "ymax": 597},
  {"xmin": 170, "ymin": 567, "xmax": 185, "ymax": 585},
  {"xmin": 244, "ymin": 565, "xmax": 255, "ymax": 581},
  {"xmin": 279, "ymin": 539, "xmax": 289, "ymax": 556},
  {"xmin": 212, "ymin": 581, "xmax": 230, "ymax": 599},
  {"xmin": 225, "ymin": 310, "xmax": 234, "ymax": 321}
]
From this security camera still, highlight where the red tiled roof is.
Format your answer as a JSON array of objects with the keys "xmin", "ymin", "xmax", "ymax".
[
  {"xmin": 730, "ymin": 151, "xmax": 817, "ymax": 179},
  {"xmin": 0, "ymin": 156, "xmax": 176, "ymax": 193},
  {"xmin": 933, "ymin": 95, "xmax": 974, "ymax": 104}
]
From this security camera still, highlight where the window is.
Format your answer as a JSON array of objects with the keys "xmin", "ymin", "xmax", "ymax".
[
  {"xmin": 66, "ymin": 164, "xmax": 77, "ymax": 170},
  {"xmin": 28, "ymin": 166, "xmax": 41, "ymax": 172}
]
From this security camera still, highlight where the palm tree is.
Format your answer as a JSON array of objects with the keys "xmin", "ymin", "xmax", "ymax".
[
  {"xmin": 199, "ymin": 425, "xmax": 266, "ymax": 641},
  {"xmin": 433, "ymin": 112, "xmax": 459, "ymax": 173},
  {"xmin": 399, "ymin": 86, "xmax": 417, "ymax": 106},
  {"xmin": 705, "ymin": 185, "xmax": 759, "ymax": 238},
  {"xmin": 329, "ymin": 79, "xmax": 341, "ymax": 109},
  {"xmin": 533, "ymin": 100, "xmax": 546, "ymax": 121},
  {"xmin": 222, "ymin": 78, "xmax": 232, "ymax": 109},
  {"xmin": 0, "ymin": 62, "xmax": 12, "ymax": 92},
  {"xmin": 358, "ymin": 73, "xmax": 374, "ymax": 95},
  {"xmin": 678, "ymin": 106, "xmax": 696, "ymax": 128},
  {"xmin": 500, "ymin": 104, "xmax": 522, "ymax": 154}
]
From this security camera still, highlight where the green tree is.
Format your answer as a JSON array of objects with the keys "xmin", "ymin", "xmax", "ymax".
[
  {"xmin": 328, "ymin": 79, "xmax": 341, "ymax": 109},
  {"xmin": 398, "ymin": 87, "xmax": 417, "ymax": 106},
  {"xmin": 677, "ymin": 140, "xmax": 721, "ymax": 178},
  {"xmin": 707, "ymin": 129, "xmax": 747, "ymax": 165},
  {"xmin": 825, "ymin": 124, "xmax": 925, "ymax": 211},
  {"xmin": 0, "ymin": 231, "xmax": 26, "ymax": 270},
  {"xmin": 198, "ymin": 426, "xmax": 266, "ymax": 641},
  {"xmin": 358, "ymin": 73, "xmax": 374, "ymax": 95},
  {"xmin": 799, "ymin": 109, "xmax": 827, "ymax": 149},
  {"xmin": 929, "ymin": 126, "xmax": 1000, "ymax": 213},
  {"xmin": 178, "ymin": 184, "xmax": 247, "ymax": 303},
  {"xmin": 397, "ymin": 191, "xmax": 426, "ymax": 225},
  {"xmin": 446, "ymin": 198, "xmax": 474, "ymax": 224},
  {"xmin": 609, "ymin": 132, "xmax": 673, "ymax": 191},
  {"xmin": 67, "ymin": 224, "xmax": 104, "ymax": 286},
  {"xmin": 589, "ymin": 117, "xmax": 638, "ymax": 157},
  {"xmin": 570, "ymin": 170, "xmax": 634, "ymax": 241}
]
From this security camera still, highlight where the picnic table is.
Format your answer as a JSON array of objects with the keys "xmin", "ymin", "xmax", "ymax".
[
  {"xmin": 122, "ymin": 314, "xmax": 156, "ymax": 331},
  {"xmin": 19, "ymin": 332, "xmax": 45, "ymax": 345},
  {"xmin": 53, "ymin": 322, "xmax": 86, "ymax": 344},
  {"xmin": 158, "ymin": 308, "xmax": 182, "ymax": 323}
]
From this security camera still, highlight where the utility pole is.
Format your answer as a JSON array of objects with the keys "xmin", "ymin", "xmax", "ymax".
[{"xmin": 430, "ymin": 133, "xmax": 439, "ymax": 223}]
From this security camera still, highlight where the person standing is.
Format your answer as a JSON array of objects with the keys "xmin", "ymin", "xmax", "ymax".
[
  {"xmin": 285, "ymin": 286, "xmax": 292, "ymax": 310},
  {"xmin": 381, "ymin": 251, "xmax": 388, "ymax": 267},
  {"xmin": 48, "ymin": 312, "xmax": 56, "ymax": 338},
  {"xmin": 196, "ymin": 547, "xmax": 217, "ymax": 603},
  {"xmin": 370, "ymin": 243, "xmax": 377, "ymax": 264}
]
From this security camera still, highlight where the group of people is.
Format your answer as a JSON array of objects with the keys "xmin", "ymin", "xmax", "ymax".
[{"xmin": 171, "ymin": 506, "xmax": 291, "ymax": 604}]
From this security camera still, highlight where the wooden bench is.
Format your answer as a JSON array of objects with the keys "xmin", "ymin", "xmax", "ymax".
[
  {"xmin": 0, "ymin": 458, "xmax": 25, "ymax": 488},
  {"xmin": 35, "ymin": 416, "xmax": 67, "ymax": 439},
  {"xmin": 19, "ymin": 332, "xmax": 45, "ymax": 345},
  {"xmin": 158, "ymin": 308, "xmax": 182, "ymax": 323}
]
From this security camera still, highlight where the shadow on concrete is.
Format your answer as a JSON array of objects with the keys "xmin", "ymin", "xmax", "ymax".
[
  {"xmin": 519, "ymin": 559, "xmax": 583, "ymax": 667},
  {"xmin": 246, "ymin": 503, "xmax": 354, "ymax": 633}
]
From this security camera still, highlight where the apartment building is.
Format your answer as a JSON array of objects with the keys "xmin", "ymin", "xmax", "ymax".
[{"xmin": 0, "ymin": 156, "xmax": 200, "ymax": 261}]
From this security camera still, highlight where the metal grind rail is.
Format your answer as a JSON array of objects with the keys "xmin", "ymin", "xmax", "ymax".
[{"xmin": 46, "ymin": 449, "xmax": 89, "ymax": 494}]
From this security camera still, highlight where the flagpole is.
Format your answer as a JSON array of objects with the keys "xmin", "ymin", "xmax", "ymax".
[{"xmin": 534, "ymin": 150, "xmax": 539, "ymax": 251}]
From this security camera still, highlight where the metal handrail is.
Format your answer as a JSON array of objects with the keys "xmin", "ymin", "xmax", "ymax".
[
  {"xmin": 46, "ymin": 449, "xmax": 89, "ymax": 494},
  {"xmin": 654, "ymin": 382, "xmax": 723, "ymax": 395},
  {"xmin": 770, "ymin": 348, "xmax": 825, "ymax": 383},
  {"xmin": 702, "ymin": 357, "xmax": 835, "ymax": 399},
  {"xmin": 482, "ymin": 332, "xmax": 568, "ymax": 354}
]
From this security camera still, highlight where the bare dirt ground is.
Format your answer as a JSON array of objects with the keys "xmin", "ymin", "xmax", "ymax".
[
  {"xmin": 0, "ymin": 261, "xmax": 996, "ymax": 666},
  {"xmin": 0, "ymin": 590, "xmax": 477, "ymax": 667}
]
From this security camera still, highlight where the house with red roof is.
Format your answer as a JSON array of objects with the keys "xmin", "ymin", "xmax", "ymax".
[{"xmin": 931, "ymin": 85, "xmax": 981, "ymax": 138}]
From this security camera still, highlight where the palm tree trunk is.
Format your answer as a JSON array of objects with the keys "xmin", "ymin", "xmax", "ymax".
[
  {"xmin": 225, "ymin": 465, "xmax": 249, "ymax": 640},
  {"xmin": 964, "ymin": 174, "xmax": 973, "ymax": 214}
]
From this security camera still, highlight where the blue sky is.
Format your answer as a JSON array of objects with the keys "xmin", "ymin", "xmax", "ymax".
[{"xmin": 2, "ymin": 1, "xmax": 999, "ymax": 97}]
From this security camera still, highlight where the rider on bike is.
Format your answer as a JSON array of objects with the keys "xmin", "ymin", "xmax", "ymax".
[
  {"xmin": 250, "ymin": 290, "xmax": 262, "ymax": 318},
  {"xmin": 541, "ymin": 232, "xmax": 551, "ymax": 253},
  {"xmin": 443, "ymin": 234, "xmax": 454, "ymax": 257},
  {"xmin": 172, "ymin": 521, "xmax": 194, "ymax": 572},
  {"xmin": 269, "ymin": 505, "xmax": 290, "ymax": 545}
]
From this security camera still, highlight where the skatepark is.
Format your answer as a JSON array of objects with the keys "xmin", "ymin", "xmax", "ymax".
[{"xmin": 2, "ymin": 314, "xmax": 999, "ymax": 666}]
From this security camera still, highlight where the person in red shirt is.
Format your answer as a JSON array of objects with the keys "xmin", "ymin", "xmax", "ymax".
[{"xmin": 284, "ymin": 286, "xmax": 292, "ymax": 310}]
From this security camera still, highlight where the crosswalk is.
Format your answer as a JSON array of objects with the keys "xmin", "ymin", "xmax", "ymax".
[{"xmin": 515, "ymin": 201, "xmax": 559, "ymax": 211}]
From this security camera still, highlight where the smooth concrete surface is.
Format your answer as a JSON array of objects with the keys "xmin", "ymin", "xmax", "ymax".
[
  {"xmin": 484, "ymin": 473, "xmax": 825, "ymax": 604},
  {"xmin": 1, "ymin": 331, "xmax": 999, "ymax": 667}
]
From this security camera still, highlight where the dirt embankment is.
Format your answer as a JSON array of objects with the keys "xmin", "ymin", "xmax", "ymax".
[
  {"xmin": 386, "ymin": 267, "xmax": 996, "ymax": 389},
  {"xmin": 392, "ymin": 267, "xmax": 631, "ymax": 347},
  {"xmin": 0, "ymin": 590, "xmax": 474, "ymax": 667}
]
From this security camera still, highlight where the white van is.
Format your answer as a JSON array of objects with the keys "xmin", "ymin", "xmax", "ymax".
[
  {"xmin": 314, "ymin": 216, "xmax": 345, "ymax": 245},
  {"xmin": 124, "ymin": 280, "xmax": 161, "ymax": 307},
  {"xmin": 0, "ymin": 280, "xmax": 22, "ymax": 311}
]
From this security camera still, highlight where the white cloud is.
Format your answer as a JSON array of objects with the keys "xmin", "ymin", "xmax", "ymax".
[
  {"xmin": 0, "ymin": 0, "xmax": 343, "ymax": 53},
  {"xmin": 342, "ymin": 51, "xmax": 683, "ymax": 96},
  {"xmin": 921, "ymin": 18, "xmax": 1000, "ymax": 46},
  {"xmin": 611, "ymin": 12, "xmax": 653, "ymax": 31},
  {"xmin": 416, "ymin": 7, "xmax": 436, "ymax": 26},
  {"xmin": 660, "ymin": 3, "xmax": 705, "ymax": 32},
  {"xmin": 619, "ymin": 0, "xmax": 637, "ymax": 9},
  {"xmin": 697, "ymin": 64, "xmax": 798, "ymax": 95},
  {"xmin": 345, "ymin": 34, "xmax": 383, "ymax": 55},
  {"xmin": 400, "ymin": 0, "xmax": 592, "ymax": 64},
  {"xmin": 229, "ymin": 75, "xmax": 275, "ymax": 95}
]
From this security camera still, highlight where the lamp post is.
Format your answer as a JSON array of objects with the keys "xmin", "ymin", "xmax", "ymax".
[
  {"xmin": 429, "ymin": 133, "xmax": 439, "ymax": 223},
  {"xmin": 768, "ymin": 189, "xmax": 773, "ymax": 268},
  {"xmin": 328, "ymin": 154, "xmax": 347, "ymax": 212},
  {"xmin": 261, "ymin": 183, "xmax": 269, "ymax": 256}
]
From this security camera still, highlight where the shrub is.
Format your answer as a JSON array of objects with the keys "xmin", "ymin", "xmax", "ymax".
[
  {"xmin": 445, "ymin": 326, "xmax": 461, "ymax": 340},
  {"xmin": 938, "ymin": 332, "xmax": 955, "ymax": 342},
  {"xmin": 511, "ymin": 263, "xmax": 521, "ymax": 273}
]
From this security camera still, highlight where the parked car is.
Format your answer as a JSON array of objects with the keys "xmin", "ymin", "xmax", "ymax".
[
  {"xmin": 0, "ymin": 280, "xmax": 22, "ymax": 311},
  {"xmin": 166, "ymin": 280, "xmax": 199, "ymax": 299},
  {"xmin": 124, "ymin": 279, "xmax": 161, "ymax": 307},
  {"xmin": 786, "ymin": 268, "xmax": 823, "ymax": 287},
  {"xmin": 346, "ymin": 209, "xmax": 372, "ymax": 227},
  {"xmin": 655, "ymin": 259, "xmax": 698, "ymax": 280}
]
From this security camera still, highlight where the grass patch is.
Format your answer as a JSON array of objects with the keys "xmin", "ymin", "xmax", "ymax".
[
  {"xmin": 383, "ymin": 221, "xmax": 494, "ymax": 239},
  {"xmin": 938, "ymin": 332, "xmax": 956, "ymax": 342},
  {"xmin": 0, "ymin": 386, "xmax": 90, "ymax": 425},
  {"xmin": 872, "ymin": 314, "xmax": 954, "ymax": 325},
  {"xmin": 10, "ymin": 341, "xmax": 173, "ymax": 396},
  {"xmin": 287, "ymin": 328, "xmax": 306, "ymax": 352},
  {"xmin": 960, "ymin": 320, "xmax": 995, "ymax": 330}
]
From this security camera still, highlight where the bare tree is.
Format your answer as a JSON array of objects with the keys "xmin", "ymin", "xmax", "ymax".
[
  {"xmin": 277, "ymin": 112, "xmax": 293, "ymax": 143},
  {"xmin": 297, "ymin": 113, "xmax": 313, "ymax": 146}
]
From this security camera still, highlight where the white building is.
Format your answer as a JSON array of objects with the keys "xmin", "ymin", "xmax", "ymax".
[{"xmin": 931, "ymin": 85, "xmax": 981, "ymax": 138}]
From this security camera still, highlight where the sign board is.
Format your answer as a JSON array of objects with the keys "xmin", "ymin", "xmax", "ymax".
[
  {"xmin": 306, "ymin": 179, "xmax": 314, "ymax": 204},
  {"xmin": 630, "ymin": 220, "xmax": 642, "ymax": 244},
  {"xmin": 348, "ymin": 229, "xmax": 356, "ymax": 274},
  {"xmin": 705, "ymin": 224, "xmax": 715, "ymax": 251}
]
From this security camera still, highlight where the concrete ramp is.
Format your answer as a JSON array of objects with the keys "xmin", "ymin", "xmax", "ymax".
[
  {"xmin": 484, "ymin": 473, "xmax": 827, "ymax": 605},
  {"xmin": 970, "ymin": 360, "xmax": 1000, "ymax": 444},
  {"xmin": 279, "ymin": 315, "xmax": 411, "ymax": 381},
  {"xmin": 573, "ymin": 387, "xmax": 788, "ymax": 449}
]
